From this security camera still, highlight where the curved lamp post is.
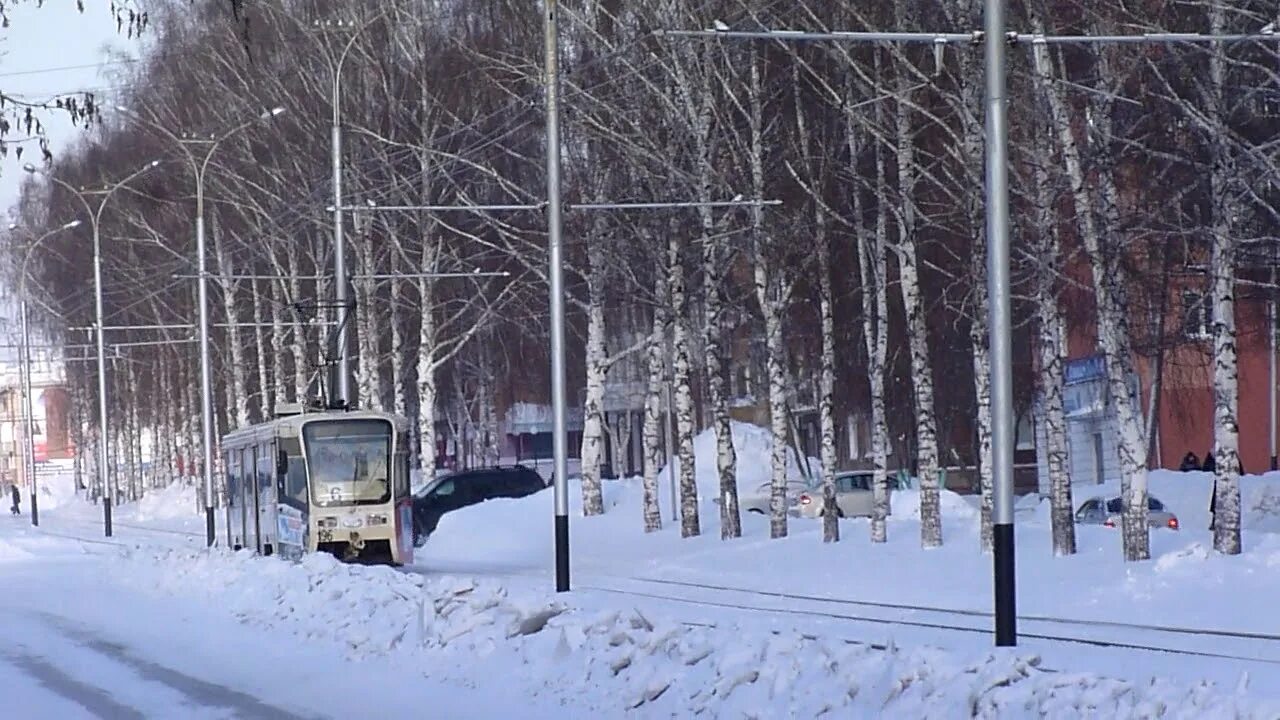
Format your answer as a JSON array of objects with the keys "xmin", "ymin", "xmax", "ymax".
[
  {"xmin": 23, "ymin": 160, "xmax": 160, "ymax": 537},
  {"xmin": 114, "ymin": 104, "xmax": 286, "ymax": 547}
]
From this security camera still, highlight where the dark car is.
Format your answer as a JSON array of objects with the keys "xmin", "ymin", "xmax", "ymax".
[{"xmin": 411, "ymin": 465, "xmax": 548, "ymax": 544}]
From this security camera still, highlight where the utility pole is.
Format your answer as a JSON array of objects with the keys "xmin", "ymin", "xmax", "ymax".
[
  {"xmin": 314, "ymin": 14, "xmax": 379, "ymax": 410},
  {"xmin": 10, "ymin": 219, "xmax": 81, "ymax": 526},
  {"xmin": 983, "ymin": 0, "xmax": 1017, "ymax": 647},
  {"xmin": 116, "ymin": 104, "xmax": 285, "ymax": 546},
  {"xmin": 24, "ymin": 162, "xmax": 158, "ymax": 537},
  {"xmin": 545, "ymin": 0, "xmax": 571, "ymax": 593}
]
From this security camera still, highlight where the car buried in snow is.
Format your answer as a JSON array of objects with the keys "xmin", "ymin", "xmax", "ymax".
[
  {"xmin": 1075, "ymin": 495, "xmax": 1180, "ymax": 530},
  {"xmin": 793, "ymin": 471, "xmax": 909, "ymax": 519}
]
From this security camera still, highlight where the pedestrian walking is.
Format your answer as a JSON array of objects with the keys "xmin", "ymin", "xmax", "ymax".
[{"xmin": 9, "ymin": 483, "xmax": 20, "ymax": 516}]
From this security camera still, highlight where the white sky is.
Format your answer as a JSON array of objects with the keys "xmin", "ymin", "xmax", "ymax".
[
  {"xmin": 0, "ymin": 2, "xmax": 136, "ymax": 363},
  {"xmin": 0, "ymin": 1, "xmax": 136, "ymax": 217}
]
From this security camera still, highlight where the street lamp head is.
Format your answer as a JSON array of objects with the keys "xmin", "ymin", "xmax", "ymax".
[
  {"xmin": 7, "ymin": 223, "xmax": 17, "ymax": 231},
  {"xmin": 148, "ymin": 160, "xmax": 161, "ymax": 168},
  {"xmin": 61, "ymin": 220, "xmax": 82, "ymax": 230},
  {"xmin": 114, "ymin": 104, "xmax": 130, "ymax": 114},
  {"xmin": 21, "ymin": 163, "xmax": 37, "ymax": 174},
  {"xmin": 268, "ymin": 106, "xmax": 286, "ymax": 118}
]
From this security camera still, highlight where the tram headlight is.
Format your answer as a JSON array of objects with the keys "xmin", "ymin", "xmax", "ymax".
[
  {"xmin": 341, "ymin": 517, "xmax": 364, "ymax": 529},
  {"xmin": 366, "ymin": 514, "xmax": 388, "ymax": 526},
  {"xmin": 318, "ymin": 517, "xmax": 338, "ymax": 529}
]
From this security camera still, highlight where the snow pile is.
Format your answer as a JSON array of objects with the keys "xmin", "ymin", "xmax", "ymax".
[
  {"xmin": 32, "ymin": 467, "xmax": 80, "ymax": 511},
  {"xmin": 0, "ymin": 539, "xmax": 33, "ymax": 563},
  {"xmin": 890, "ymin": 488, "xmax": 980, "ymax": 523},
  {"xmin": 113, "ymin": 548, "xmax": 1280, "ymax": 718},
  {"xmin": 657, "ymin": 421, "xmax": 819, "ymax": 499},
  {"xmin": 132, "ymin": 481, "xmax": 198, "ymax": 522}
]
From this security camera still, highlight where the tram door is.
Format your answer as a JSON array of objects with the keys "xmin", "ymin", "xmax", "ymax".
[
  {"xmin": 240, "ymin": 446, "xmax": 254, "ymax": 550},
  {"xmin": 255, "ymin": 441, "xmax": 276, "ymax": 555},
  {"xmin": 225, "ymin": 450, "xmax": 240, "ymax": 549}
]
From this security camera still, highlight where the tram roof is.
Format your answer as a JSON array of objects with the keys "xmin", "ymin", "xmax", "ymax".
[{"xmin": 220, "ymin": 408, "xmax": 409, "ymax": 446}]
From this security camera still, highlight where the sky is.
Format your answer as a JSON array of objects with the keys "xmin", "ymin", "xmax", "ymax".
[
  {"xmin": 0, "ymin": 1, "xmax": 136, "ymax": 216},
  {"xmin": 0, "ymin": 1, "xmax": 137, "ymax": 364}
]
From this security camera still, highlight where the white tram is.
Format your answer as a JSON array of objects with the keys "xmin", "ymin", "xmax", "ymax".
[{"xmin": 221, "ymin": 404, "xmax": 413, "ymax": 565}]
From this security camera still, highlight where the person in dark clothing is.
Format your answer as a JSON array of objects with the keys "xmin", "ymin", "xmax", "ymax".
[
  {"xmin": 9, "ymin": 484, "xmax": 19, "ymax": 516},
  {"xmin": 1179, "ymin": 452, "xmax": 1201, "ymax": 472}
]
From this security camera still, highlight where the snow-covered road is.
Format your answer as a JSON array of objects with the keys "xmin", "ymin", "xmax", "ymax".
[{"xmin": 0, "ymin": 525, "xmax": 559, "ymax": 719}]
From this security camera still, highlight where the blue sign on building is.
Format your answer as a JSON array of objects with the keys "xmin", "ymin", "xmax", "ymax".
[{"xmin": 1065, "ymin": 354, "xmax": 1106, "ymax": 385}]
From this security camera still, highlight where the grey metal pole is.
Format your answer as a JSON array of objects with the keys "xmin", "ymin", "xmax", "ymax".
[
  {"xmin": 92, "ymin": 216, "xmax": 113, "ymax": 537},
  {"xmin": 332, "ymin": 67, "xmax": 351, "ymax": 408},
  {"xmin": 545, "ymin": 0, "xmax": 570, "ymax": 593},
  {"xmin": 196, "ymin": 203, "xmax": 217, "ymax": 545},
  {"xmin": 19, "ymin": 299, "xmax": 37, "ymax": 526},
  {"xmin": 985, "ymin": 0, "xmax": 1016, "ymax": 646}
]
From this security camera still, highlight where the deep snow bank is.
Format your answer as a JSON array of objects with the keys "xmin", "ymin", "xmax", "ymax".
[
  {"xmin": 114, "ymin": 548, "xmax": 1279, "ymax": 718},
  {"xmin": 657, "ymin": 421, "xmax": 820, "ymax": 499}
]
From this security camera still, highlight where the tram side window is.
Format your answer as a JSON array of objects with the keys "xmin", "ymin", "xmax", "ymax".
[{"xmin": 278, "ymin": 437, "xmax": 308, "ymax": 508}]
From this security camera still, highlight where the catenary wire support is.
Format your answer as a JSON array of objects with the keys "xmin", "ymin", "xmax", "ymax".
[{"xmin": 656, "ymin": 8, "xmax": 1280, "ymax": 649}]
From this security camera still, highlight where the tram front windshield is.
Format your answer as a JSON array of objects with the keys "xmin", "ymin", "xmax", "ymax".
[{"xmin": 302, "ymin": 419, "xmax": 392, "ymax": 507}]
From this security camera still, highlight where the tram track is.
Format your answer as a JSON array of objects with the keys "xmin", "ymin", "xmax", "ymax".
[{"xmin": 569, "ymin": 573, "xmax": 1280, "ymax": 666}]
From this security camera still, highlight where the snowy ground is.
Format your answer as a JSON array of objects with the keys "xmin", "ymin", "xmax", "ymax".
[{"xmin": 5, "ymin": 425, "xmax": 1280, "ymax": 717}]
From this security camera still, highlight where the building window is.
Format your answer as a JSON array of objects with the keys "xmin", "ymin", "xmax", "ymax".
[{"xmin": 1182, "ymin": 290, "xmax": 1211, "ymax": 339}]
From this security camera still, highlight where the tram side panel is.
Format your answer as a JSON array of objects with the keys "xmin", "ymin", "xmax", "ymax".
[{"xmin": 276, "ymin": 436, "xmax": 308, "ymax": 560}]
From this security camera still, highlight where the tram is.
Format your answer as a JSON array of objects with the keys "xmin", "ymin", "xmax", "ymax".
[{"xmin": 220, "ymin": 403, "xmax": 413, "ymax": 565}]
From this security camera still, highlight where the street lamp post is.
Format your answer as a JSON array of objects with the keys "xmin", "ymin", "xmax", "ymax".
[
  {"xmin": 8, "ymin": 220, "xmax": 82, "ymax": 526},
  {"xmin": 314, "ymin": 22, "xmax": 373, "ymax": 410},
  {"xmin": 24, "ymin": 161, "xmax": 160, "ymax": 537},
  {"xmin": 115, "ymin": 105, "xmax": 286, "ymax": 547}
]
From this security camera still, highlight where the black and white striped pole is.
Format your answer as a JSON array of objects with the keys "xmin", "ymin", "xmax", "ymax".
[
  {"xmin": 983, "ymin": 0, "xmax": 1018, "ymax": 647},
  {"xmin": 544, "ymin": 0, "xmax": 571, "ymax": 593}
]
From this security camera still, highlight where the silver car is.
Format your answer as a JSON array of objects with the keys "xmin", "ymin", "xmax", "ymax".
[
  {"xmin": 795, "ymin": 471, "xmax": 908, "ymax": 519},
  {"xmin": 1075, "ymin": 495, "xmax": 1180, "ymax": 530},
  {"xmin": 714, "ymin": 479, "xmax": 816, "ymax": 515}
]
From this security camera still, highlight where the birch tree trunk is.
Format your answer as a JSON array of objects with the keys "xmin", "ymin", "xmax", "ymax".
[
  {"xmin": 1032, "ymin": 123, "xmax": 1076, "ymax": 557},
  {"xmin": 390, "ymin": 270, "xmax": 407, "ymax": 419},
  {"xmin": 214, "ymin": 227, "xmax": 249, "ymax": 428},
  {"xmin": 356, "ymin": 222, "xmax": 381, "ymax": 412},
  {"xmin": 579, "ymin": 219, "xmax": 608, "ymax": 516},
  {"xmin": 972, "ymin": 246, "xmax": 995, "ymax": 553},
  {"xmin": 1031, "ymin": 35, "xmax": 1149, "ymax": 560},
  {"xmin": 642, "ymin": 256, "xmax": 668, "ymax": 533},
  {"xmin": 851, "ymin": 81, "xmax": 892, "ymax": 544},
  {"xmin": 744, "ymin": 55, "xmax": 790, "ymax": 540},
  {"xmin": 817, "ymin": 209, "xmax": 839, "ymax": 543},
  {"xmin": 669, "ymin": 226, "xmax": 700, "ymax": 538},
  {"xmin": 269, "ymin": 279, "xmax": 288, "ymax": 408},
  {"xmin": 1208, "ymin": 2, "xmax": 1241, "ymax": 555},
  {"xmin": 287, "ymin": 251, "xmax": 310, "ymax": 404},
  {"xmin": 416, "ymin": 273, "xmax": 438, "ymax": 473},
  {"xmin": 893, "ymin": 73, "xmax": 942, "ymax": 549},
  {"xmin": 251, "ymin": 279, "xmax": 270, "ymax": 420}
]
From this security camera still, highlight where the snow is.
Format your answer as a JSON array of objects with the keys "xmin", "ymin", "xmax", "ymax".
[
  {"xmin": 7, "ymin": 442, "xmax": 1280, "ymax": 716},
  {"xmin": 656, "ymin": 420, "xmax": 820, "ymax": 500}
]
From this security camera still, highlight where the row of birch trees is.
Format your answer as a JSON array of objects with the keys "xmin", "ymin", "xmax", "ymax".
[{"xmin": 2, "ymin": 0, "xmax": 1276, "ymax": 560}]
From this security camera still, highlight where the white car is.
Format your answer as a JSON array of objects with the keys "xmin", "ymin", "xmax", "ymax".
[
  {"xmin": 1075, "ymin": 495, "xmax": 1180, "ymax": 530},
  {"xmin": 714, "ymin": 479, "xmax": 816, "ymax": 515},
  {"xmin": 794, "ymin": 471, "xmax": 908, "ymax": 519}
]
